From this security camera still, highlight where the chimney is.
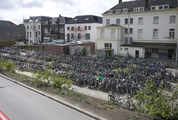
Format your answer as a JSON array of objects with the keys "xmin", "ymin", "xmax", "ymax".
[
  {"xmin": 119, "ymin": 0, "xmax": 122, "ymax": 4},
  {"xmin": 145, "ymin": 0, "xmax": 148, "ymax": 10}
]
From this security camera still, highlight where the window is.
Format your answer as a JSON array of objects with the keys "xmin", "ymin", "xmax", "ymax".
[
  {"xmin": 55, "ymin": 27, "xmax": 58, "ymax": 32},
  {"xmin": 124, "ymin": 48, "xmax": 128, "ymax": 51},
  {"xmin": 125, "ymin": 28, "xmax": 128, "ymax": 34},
  {"xmin": 71, "ymin": 27, "xmax": 74, "ymax": 30},
  {"xmin": 138, "ymin": 29, "xmax": 143, "ymax": 39},
  {"xmin": 67, "ymin": 34, "xmax": 70, "ymax": 40},
  {"xmin": 125, "ymin": 37, "xmax": 128, "ymax": 44},
  {"xmin": 164, "ymin": 6, "xmax": 168, "ymax": 9},
  {"xmin": 169, "ymin": 29, "xmax": 175, "ymax": 39},
  {"xmin": 85, "ymin": 18, "xmax": 89, "ymax": 20},
  {"xmin": 44, "ymin": 28, "xmax": 48, "ymax": 33},
  {"xmin": 152, "ymin": 48, "xmax": 158, "ymax": 54},
  {"xmin": 38, "ymin": 25, "xmax": 40, "ymax": 29},
  {"xmin": 130, "ymin": 18, "xmax": 133, "ymax": 24},
  {"xmin": 88, "ymin": 26, "xmax": 91, "ymax": 30},
  {"xmin": 104, "ymin": 43, "xmax": 112, "ymax": 49},
  {"xmin": 27, "ymin": 32, "xmax": 29, "ymax": 37},
  {"xmin": 106, "ymin": 19, "xmax": 110, "ymax": 25},
  {"xmin": 74, "ymin": 18, "xmax": 77, "ymax": 21},
  {"xmin": 125, "ymin": 18, "xmax": 128, "ymax": 24},
  {"xmin": 130, "ymin": 37, "xmax": 133, "ymax": 44},
  {"xmin": 27, "ymin": 25, "xmax": 29, "ymax": 29},
  {"xmin": 170, "ymin": 16, "xmax": 176, "ymax": 23},
  {"xmin": 115, "ymin": 9, "xmax": 121, "ymax": 13},
  {"xmin": 108, "ymin": 10, "xmax": 113, "ymax": 14},
  {"xmin": 116, "ymin": 19, "xmax": 120, "ymax": 25},
  {"xmin": 85, "ymin": 26, "xmax": 87, "ymax": 30},
  {"xmin": 138, "ymin": 18, "xmax": 143, "ymax": 24},
  {"xmin": 153, "ymin": 17, "xmax": 159, "ymax": 24},
  {"xmin": 78, "ymin": 33, "xmax": 81, "ymax": 39},
  {"xmin": 153, "ymin": 29, "xmax": 158, "ymax": 38},
  {"xmin": 101, "ymin": 29, "xmax": 104, "ymax": 38},
  {"xmin": 123, "ymin": 9, "xmax": 128, "ymax": 13},
  {"xmin": 34, "ymin": 25, "xmax": 36, "ymax": 30},
  {"xmin": 134, "ymin": 8, "xmax": 139, "ymax": 12},
  {"xmin": 60, "ymin": 28, "xmax": 64, "ymax": 33},
  {"xmin": 159, "ymin": 6, "xmax": 163, "ymax": 10},
  {"xmin": 30, "ymin": 32, "xmax": 31, "ymax": 38},
  {"xmin": 152, "ymin": 7, "xmax": 155, "ymax": 10},
  {"xmin": 120, "ymin": 48, "xmax": 122, "ymax": 51},
  {"xmin": 130, "ymin": 28, "xmax": 133, "ymax": 34},
  {"xmin": 38, "ymin": 31, "xmax": 40, "ymax": 35},
  {"xmin": 71, "ymin": 33, "xmax": 74, "ymax": 39},
  {"xmin": 111, "ymin": 29, "xmax": 115, "ymax": 39},
  {"xmin": 67, "ymin": 27, "xmax": 70, "ymax": 30},
  {"xmin": 85, "ymin": 33, "xmax": 90, "ymax": 40},
  {"xmin": 140, "ymin": 8, "xmax": 144, "ymax": 11},
  {"xmin": 78, "ymin": 26, "xmax": 80, "ymax": 30}
]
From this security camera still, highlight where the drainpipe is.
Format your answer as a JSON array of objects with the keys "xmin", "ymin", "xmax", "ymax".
[
  {"xmin": 128, "ymin": 13, "xmax": 130, "ymax": 44},
  {"xmin": 117, "ymin": 28, "xmax": 119, "ymax": 55}
]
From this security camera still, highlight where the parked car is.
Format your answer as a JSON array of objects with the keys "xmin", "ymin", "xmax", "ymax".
[{"xmin": 70, "ymin": 40, "xmax": 77, "ymax": 44}]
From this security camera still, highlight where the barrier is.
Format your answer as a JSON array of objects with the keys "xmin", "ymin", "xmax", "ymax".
[{"xmin": 0, "ymin": 111, "xmax": 9, "ymax": 120}]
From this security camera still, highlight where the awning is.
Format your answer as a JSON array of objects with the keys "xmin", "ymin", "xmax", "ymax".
[{"xmin": 43, "ymin": 37, "xmax": 50, "ymax": 40}]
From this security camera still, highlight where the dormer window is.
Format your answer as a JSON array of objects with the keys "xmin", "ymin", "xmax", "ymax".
[
  {"xmin": 123, "ymin": 8, "xmax": 128, "ymax": 13},
  {"xmin": 151, "ymin": 7, "xmax": 155, "ymax": 10},
  {"xmin": 159, "ymin": 6, "xmax": 163, "ymax": 10},
  {"xmin": 108, "ymin": 10, "xmax": 113, "ymax": 14},
  {"xmin": 85, "ymin": 18, "xmax": 89, "ymax": 20},
  {"xmin": 74, "ymin": 18, "xmax": 77, "ymax": 21},
  {"xmin": 134, "ymin": 7, "xmax": 144, "ymax": 12},
  {"xmin": 115, "ymin": 9, "xmax": 121, "ymax": 13},
  {"xmin": 164, "ymin": 5, "xmax": 169, "ymax": 9}
]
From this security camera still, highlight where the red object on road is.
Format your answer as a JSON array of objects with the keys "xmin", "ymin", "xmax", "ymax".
[{"xmin": 0, "ymin": 111, "xmax": 9, "ymax": 120}]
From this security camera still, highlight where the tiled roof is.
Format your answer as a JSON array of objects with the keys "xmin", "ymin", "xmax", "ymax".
[
  {"xmin": 23, "ymin": 16, "xmax": 52, "ymax": 23},
  {"xmin": 66, "ymin": 15, "xmax": 102, "ymax": 24},
  {"xmin": 103, "ymin": 0, "xmax": 178, "ymax": 14}
]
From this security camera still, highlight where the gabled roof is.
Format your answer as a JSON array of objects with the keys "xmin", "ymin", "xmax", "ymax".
[
  {"xmin": 103, "ymin": 0, "xmax": 178, "ymax": 14},
  {"xmin": 23, "ymin": 16, "xmax": 52, "ymax": 23},
  {"xmin": 0, "ymin": 20, "xmax": 17, "ymax": 27},
  {"xmin": 66, "ymin": 15, "xmax": 102, "ymax": 24}
]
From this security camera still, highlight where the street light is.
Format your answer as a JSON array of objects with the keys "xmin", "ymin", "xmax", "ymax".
[{"xmin": 7, "ymin": 33, "xmax": 21, "ymax": 46}]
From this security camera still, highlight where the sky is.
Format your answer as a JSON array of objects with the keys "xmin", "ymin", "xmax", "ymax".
[{"xmin": 0, "ymin": 0, "xmax": 132, "ymax": 25}]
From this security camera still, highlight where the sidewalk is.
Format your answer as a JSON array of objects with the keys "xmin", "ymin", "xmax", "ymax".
[{"xmin": 15, "ymin": 70, "xmax": 109, "ymax": 101}]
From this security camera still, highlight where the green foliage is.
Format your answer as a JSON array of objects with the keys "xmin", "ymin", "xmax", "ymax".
[
  {"xmin": 105, "ymin": 49, "xmax": 112, "ymax": 57},
  {"xmin": 125, "ymin": 67, "xmax": 131, "ymax": 72},
  {"xmin": 81, "ymin": 47, "xmax": 87, "ymax": 56},
  {"xmin": 26, "ymin": 42, "xmax": 28, "ymax": 47},
  {"xmin": 47, "ymin": 65, "xmax": 51, "ymax": 69},
  {"xmin": 1, "ymin": 60, "xmax": 16, "ymax": 72},
  {"xmin": 126, "ymin": 52, "xmax": 132, "ymax": 59},
  {"xmin": 134, "ymin": 81, "xmax": 178, "ymax": 119}
]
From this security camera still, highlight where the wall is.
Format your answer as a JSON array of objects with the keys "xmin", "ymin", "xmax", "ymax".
[
  {"xmin": 0, "ymin": 26, "xmax": 25, "ymax": 46},
  {"xmin": 102, "ymin": 10, "xmax": 178, "ymax": 44},
  {"xmin": 65, "ymin": 23, "xmax": 102, "ymax": 43},
  {"xmin": 39, "ymin": 42, "xmax": 95, "ymax": 54}
]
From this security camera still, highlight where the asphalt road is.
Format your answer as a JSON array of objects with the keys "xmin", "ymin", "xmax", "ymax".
[{"xmin": 0, "ymin": 77, "xmax": 93, "ymax": 120}]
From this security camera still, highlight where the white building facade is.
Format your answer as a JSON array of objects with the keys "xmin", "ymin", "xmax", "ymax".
[
  {"xmin": 65, "ymin": 15, "xmax": 102, "ymax": 43},
  {"xmin": 97, "ymin": 0, "xmax": 178, "ymax": 59},
  {"xmin": 23, "ymin": 16, "xmax": 52, "ymax": 43}
]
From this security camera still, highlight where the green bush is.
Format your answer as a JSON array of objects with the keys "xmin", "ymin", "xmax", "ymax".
[
  {"xmin": 1, "ymin": 60, "xmax": 16, "ymax": 72},
  {"xmin": 105, "ymin": 49, "xmax": 111, "ymax": 57},
  {"xmin": 81, "ymin": 47, "xmax": 87, "ymax": 56},
  {"xmin": 134, "ymin": 80, "xmax": 178, "ymax": 119},
  {"xmin": 126, "ymin": 52, "xmax": 132, "ymax": 59}
]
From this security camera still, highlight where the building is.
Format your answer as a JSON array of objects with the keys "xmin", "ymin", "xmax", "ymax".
[
  {"xmin": 23, "ymin": 16, "xmax": 52, "ymax": 43},
  {"xmin": 0, "ymin": 20, "xmax": 25, "ymax": 46},
  {"xmin": 39, "ymin": 42, "xmax": 95, "ymax": 55},
  {"xmin": 42, "ymin": 15, "xmax": 72, "ymax": 41},
  {"xmin": 97, "ymin": 0, "xmax": 178, "ymax": 59},
  {"xmin": 65, "ymin": 15, "xmax": 102, "ymax": 43}
]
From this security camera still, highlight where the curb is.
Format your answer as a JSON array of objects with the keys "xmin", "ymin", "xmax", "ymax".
[{"xmin": 0, "ymin": 73, "xmax": 107, "ymax": 120}]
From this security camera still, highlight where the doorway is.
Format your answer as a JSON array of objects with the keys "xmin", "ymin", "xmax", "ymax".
[
  {"xmin": 168, "ymin": 49, "xmax": 174, "ymax": 59},
  {"xmin": 135, "ymin": 50, "xmax": 139, "ymax": 58}
]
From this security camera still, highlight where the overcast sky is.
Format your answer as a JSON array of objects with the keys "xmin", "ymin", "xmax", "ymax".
[{"xmin": 0, "ymin": 0, "xmax": 132, "ymax": 25}]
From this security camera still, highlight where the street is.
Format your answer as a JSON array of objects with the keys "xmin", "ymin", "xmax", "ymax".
[{"xmin": 0, "ymin": 77, "xmax": 93, "ymax": 120}]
